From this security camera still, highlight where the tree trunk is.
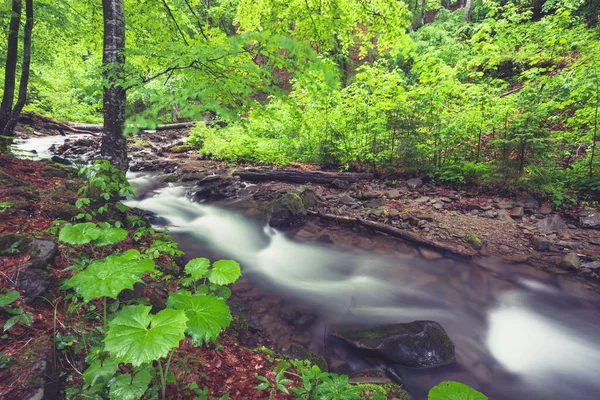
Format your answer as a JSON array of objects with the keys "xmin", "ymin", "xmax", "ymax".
[
  {"xmin": 100, "ymin": 0, "xmax": 128, "ymax": 172},
  {"xmin": 4, "ymin": 0, "xmax": 33, "ymax": 138},
  {"xmin": 420, "ymin": 0, "xmax": 426, "ymax": 26},
  {"xmin": 464, "ymin": 0, "xmax": 474, "ymax": 22},
  {"xmin": 0, "ymin": 0, "xmax": 22, "ymax": 136}
]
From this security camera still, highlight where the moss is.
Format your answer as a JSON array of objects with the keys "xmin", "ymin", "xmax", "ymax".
[
  {"xmin": 44, "ymin": 203, "xmax": 80, "ymax": 220},
  {"xmin": 286, "ymin": 344, "xmax": 328, "ymax": 372},
  {"xmin": 43, "ymin": 165, "xmax": 68, "ymax": 178},
  {"xmin": 227, "ymin": 314, "xmax": 249, "ymax": 339},
  {"xmin": 163, "ymin": 175, "xmax": 179, "ymax": 183},
  {"xmin": 169, "ymin": 144, "xmax": 194, "ymax": 153},
  {"xmin": 4, "ymin": 200, "xmax": 35, "ymax": 216},
  {"xmin": 466, "ymin": 233, "xmax": 482, "ymax": 250},
  {"xmin": 355, "ymin": 383, "xmax": 410, "ymax": 400},
  {"xmin": 0, "ymin": 234, "xmax": 30, "ymax": 254}
]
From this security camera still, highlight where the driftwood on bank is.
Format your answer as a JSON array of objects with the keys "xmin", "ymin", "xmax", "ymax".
[
  {"xmin": 66, "ymin": 122, "xmax": 195, "ymax": 132},
  {"xmin": 307, "ymin": 211, "xmax": 476, "ymax": 259},
  {"xmin": 235, "ymin": 168, "xmax": 374, "ymax": 185}
]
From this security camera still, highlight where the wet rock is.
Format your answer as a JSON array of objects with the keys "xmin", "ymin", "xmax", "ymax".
[
  {"xmin": 198, "ymin": 174, "xmax": 221, "ymax": 184},
  {"xmin": 339, "ymin": 194, "xmax": 356, "ymax": 205},
  {"xmin": 50, "ymin": 155, "xmax": 71, "ymax": 165},
  {"xmin": 531, "ymin": 236, "xmax": 551, "ymax": 251},
  {"xmin": 266, "ymin": 193, "xmax": 307, "ymax": 229},
  {"xmin": 420, "ymin": 248, "xmax": 443, "ymax": 260},
  {"xmin": 579, "ymin": 213, "xmax": 600, "ymax": 229},
  {"xmin": 162, "ymin": 175, "xmax": 179, "ymax": 183},
  {"xmin": 16, "ymin": 269, "xmax": 52, "ymax": 302},
  {"xmin": 406, "ymin": 178, "xmax": 423, "ymax": 189},
  {"xmin": 581, "ymin": 261, "xmax": 600, "ymax": 269},
  {"xmin": 28, "ymin": 239, "xmax": 58, "ymax": 269},
  {"xmin": 536, "ymin": 215, "xmax": 568, "ymax": 233},
  {"xmin": 334, "ymin": 321, "xmax": 455, "ymax": 368},
  {"xmin": 181, "ymin": 173, "xmax": 206, "ymax": 182},
  {"xmin": 316, "ymin": 233, "xmax": 334, "ymax": 245},
  {"xmin": 332, "ymin": 179, "xmax": 350, "ymax": 189},
  {"xmin": 560, "ymin": 252, "xmax": 581, "ymax": 269},
  {"xmin": 300, "ymin": 190, "xmax": 320, "ymax": 210},
  {"xmin": 365, "ymin": 197, "xmax": 386, "ymax": 209}
]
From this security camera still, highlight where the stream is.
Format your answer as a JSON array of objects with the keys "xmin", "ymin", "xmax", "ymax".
[{"xmin": 16, "ymin": 136, "xmax": 600, "ymax": 400}]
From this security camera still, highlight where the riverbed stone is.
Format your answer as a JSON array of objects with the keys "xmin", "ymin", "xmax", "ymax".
[
  {"xmin": 539, "ymin": 206, "xmax": 552, "ymax": 215},
  {"xmin": 334, "ymin": 321, "xmax": 455, "ymax": 368},
  {"xmin": 365, "ymin": 197, "xmax": 386, "ymax": 209},
  {"xmin": 496, "ymin": 209, "xmax": 514, "ymax": 222},
  {"xmin": 300, "ymin": 190, "xmax": 320, "ymax": 210},
  {"xmin": 339, "ymin": 194, "xmax": 356, "ymax": 205},
  {"xmin": 531, "ymin": 236, "xmax": 551, "ymax": 251},
  {"xmin": 28, "ymin": 239, "xmax": 58, "ymax": 269},
  {"xmin": 579, "ymin": 213, "xmax": 600, "ymax": 229},
  {"xmin": 510, "ymin": 207, "xmax": 524, "ymax": 218},
  {"xmin": 497, "ymin": 201, "xmax": 515, "ymax": 209},
  {"xmin": 266, "ymin": 193, "xmax": 307, "ymax": 229},
  {"xmin": 332, "ymin": 179, "xmax": 350, "ymax": 189},
  {"xmin": 581, "ymin": 261, "xmax": 600, "ymax": 269},
  {"xmin": 414, "ymin": 196, "xmax": 430, "ymax": 204},
  {"xmin": 560, "ymin": 252, "xmax": 581, "ymax": 269},
  {"xmin": 385, "ymin": 189, "xmax": 402, "ymax": 200},
  {"xmin": 516, "ymin": 194, "xmax": 539, "ymax": 213},
  {"xmin": 536, "ymin": 215, "xmax": 568, "ymax": 233},
  {"xmin": 406, "ymin": 178, "xmax": 423, "ymax": 189}
]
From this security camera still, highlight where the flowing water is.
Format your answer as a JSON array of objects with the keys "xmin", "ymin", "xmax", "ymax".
[{"xmin": 16, "ymin": 137, "xmax": 600, "ymax": 400}]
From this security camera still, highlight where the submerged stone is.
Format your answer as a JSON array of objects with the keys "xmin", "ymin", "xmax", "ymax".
[{"xmin": 334, "ymin": 321, "xmax": 455, "ymax": 368}]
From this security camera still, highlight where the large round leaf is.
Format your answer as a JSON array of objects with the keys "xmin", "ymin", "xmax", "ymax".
[
  {"xmin": 83, "ymin": 358, "xmax": 118, "ymax": 388},
  {"xmin": 428, "ymin": 381, "xmax": 487, "ymax": 400},
  {"xmin": 109, "ymin": 369, "xmax": 152, "ymax": 400},
  {"xmin": 167, "ymin": 291, "xmax": 232, "ymax": 343},
  {"xmin": 65, "ymin": 250, "xmax": 155, "ymax": 302},
  {"xmin": 104, "ymin": 305, "xmax": 187, "ymax": 366},
  {"xmin": 207, "ymin": 260, "xmax": 241, "ymax": 285},
  {"xmin": 93, "ymin": 227, "xmax": 128, "ymax": 246},
  {"xmin": 185, "ymin": 258, "xmax": 210, "ymax": 280},
  {"xmin": 59, "ymin": 223, "xmax": 101, "ymax": 245}
]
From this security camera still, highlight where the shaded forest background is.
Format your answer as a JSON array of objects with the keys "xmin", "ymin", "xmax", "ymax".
[{"xmin": 1, "ymin": 0, "xmax": 599, "ymax": 204}]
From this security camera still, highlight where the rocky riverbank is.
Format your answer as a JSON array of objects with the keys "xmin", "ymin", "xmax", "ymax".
[{"xmin": 35, "ymin": 127, "xmax": 600, "ymax": 288}]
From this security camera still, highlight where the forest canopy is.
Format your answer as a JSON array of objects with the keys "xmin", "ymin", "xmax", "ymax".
[{"xmin": 0, "ymin": 0, "xmax": 599, "ymax": 197}]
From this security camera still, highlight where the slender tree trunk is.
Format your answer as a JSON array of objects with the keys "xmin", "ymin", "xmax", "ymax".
[
  {"xmin": 589, "ymin": 65, "xmax": 599, "ymax": 177},
  {"xmin": 421, "ymin": 0, "xmax": 426, "ymax": 26},
  {"xmin": 4, "ymin": 0, "xmax": 33, "ymax": 138},
  {"xmin": 0, "ymin": 0, "xmax": 22, "ymax": 136},
  {"xmin": 464, "ymin": 0, "xmax": 474, "ymax": 23},
  {"xmin": 100, "ymin": 0, "xmax": 128, "ymax": 172}
]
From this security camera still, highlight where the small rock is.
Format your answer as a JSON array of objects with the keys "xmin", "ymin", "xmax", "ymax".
[
  {"xmin": 17, "ymin": 269, "xmax": 52, "ymax": 302},
  {"xmin": 420, "ymin": 248, "xmax": 443, "ymax": 260},
  {"xmin": 485, "ymin": 210, "xmax": 497, "ymax": 218},
  {"xmin": 531, "ymin": 236, "xmax": 551, "ymax": 251},
  {"xmin": 497, "ymin": 201, "xmax": 515, "ymax": 209},
  {"xmin": 385, "ymin": 189, "xmax": 402, "ymax": 200},
  {"xmin": 466, "ymin": 204, "xmax": 481, "ymax": 211},
  {"xmin": 365, "ymin": 197, "xmax": 386, "ymax": 209},
  {"xmin": 536, "ymin": 215, "xmax": 568, "ymax": 234},
  {"xmin": 415, "ymin": 196, "xmax": 430, "ymax": 204},
  {"xmin": 50, "ymin": 155, "xmax": 71, "ymax": 165},
  {"xmin": 332, "ymin": 179, "xmax": 350, "ymax": 189},
  {"xmin": 539, "ymin": 206, "xmax": 552, "ymax": 215},
  {"xmin": 556, "ymin": 240, "xmax": 577, "ymax": 249},
  {"xmin": 339, "ymin": 194, "xmax": 356, "ymax": 205},
  {"xmin": 439, "ymin": 197, "xmax": 452, "ymax": 203},
  {"xmin": 432, "ymin": 203, "xmax": 443, "ymax": 210},
  {"xmin": 266, "ymin": 193, "xmax": 307, "ymax": 229},
  {"xmin": 415, "ymin": 214, "xmax": 435, "ymax": 222},
  {"xmin": 516, "ymin": 194, "xmax": 539, "ymax": 213},
  {"xmin": 28, "ymin": 240, "xmax": 58, "ymax": 269},
  {"xmin": 316, "ymin": 233, "xmax": 334, "ymax": 245},
  {"xmin": 560, "ymin": 252, "xmax": 581, "ymax": 269},
  {"xmin": 510, "ymin": 207, "xmax": 524, "ymax": 218},
  {"xmin": 406, "ymin": 178, "xmax": 423, "ymax": 189},
  {"xmin": 198, "ymin": 174, "xmax": 221, "ymax": 184},
  {"xmin": 581, "ymin": 261, "xmax": 600, "ymax": 269}
]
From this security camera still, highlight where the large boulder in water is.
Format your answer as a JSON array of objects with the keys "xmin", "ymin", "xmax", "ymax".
[
  {"xmin": 334, "ymin": 321, "xmax": 455, "ymax": 368},
  {"xmin": 266, "ymin": 193, "xmax": 307, "ymax": 229}
]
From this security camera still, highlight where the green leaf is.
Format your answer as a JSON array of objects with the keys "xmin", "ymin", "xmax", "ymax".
[
  {"xmin": 3, "ymin": 315, "xmax": 20, "ymax": 332},
  {"xmin": 65, "ymin": 250, "xmax": 155, "ymax": 303},
  {"xmin": 109, "ymin": 369, "xmax": 152, "ymax": 400},
  {"xmin": 93, "ymin": 227, "xmax": 128, "ymax": 246},
  {"xmin": 0, "ymin": 291, "xmax": 19, "ymax": 307},
  {"xmin": 208, "ymin": 260, "xmax": 241, "ymax": 285},
  {"xmin": 166, "ymin": 291, "xmax": 232, "ymax": 343},
  {"xmin": 185, "ymin": 258, "xmax": 210, "ymax": 280},
  {"xmin": 104, "ymin": 305, "xmax": 187, "ymax": 366},
  {"xmin": 428, "ymin": 381, "xmax": 488, "ymax": 400},
  {"xmin": 59, "ymin": 223, "xmax": 101, "ymax": 245},
  {"xmin": 83, "ymin": 358, "xmax": 119, "ymax": 387}
]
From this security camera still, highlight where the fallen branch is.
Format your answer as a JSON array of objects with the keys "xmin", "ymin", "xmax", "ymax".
[
  {"xmin": 307, "ymin": 211, "xmax": 476, "ymax": 259},
  {"xmin": 235, "ymin": 168, "xmax": 374, "ymax": 185}
]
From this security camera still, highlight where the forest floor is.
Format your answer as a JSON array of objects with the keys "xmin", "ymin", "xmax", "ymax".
[{"xmin": 1, "ymin": 122, "xmax": 411, "ymax": 398}]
